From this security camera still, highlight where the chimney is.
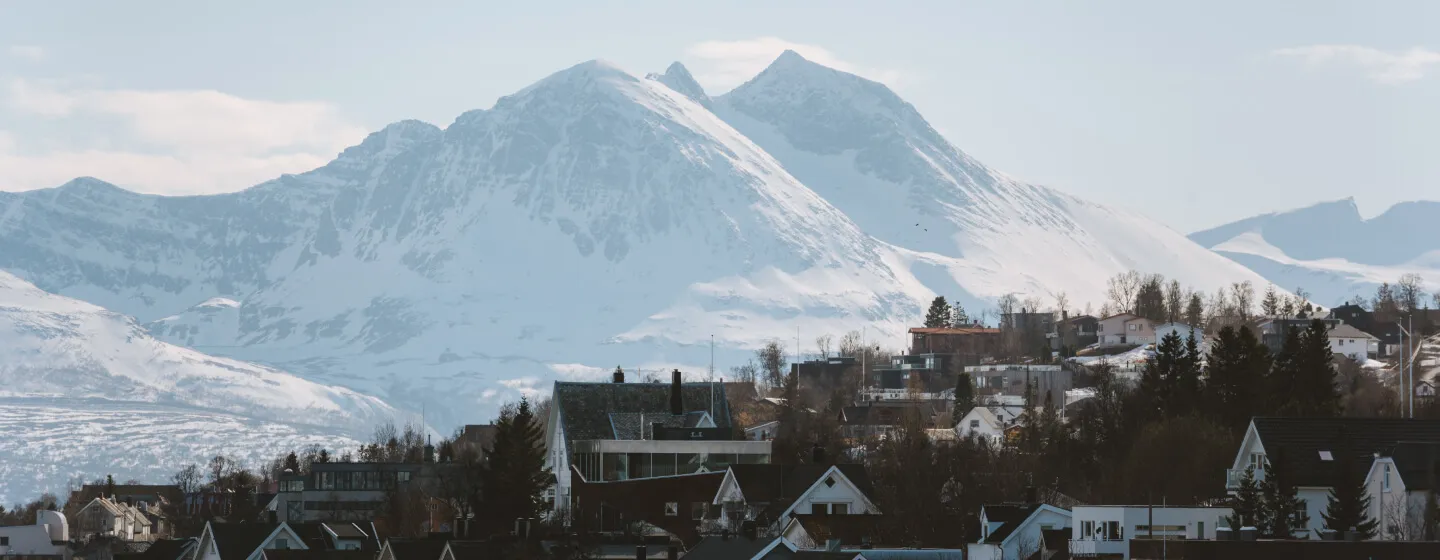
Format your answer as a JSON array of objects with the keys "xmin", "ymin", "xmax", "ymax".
[
  {"xmin": 424, "ymin": 435, "xmax": 435, "ymax": 463},
  {"xmin": 634, "ymin": 545, "xmax": 646, "ymax": 560},
  {"xmin": 614, "ymin": 366, "xmax": 625, "ymax": 383},
  {"xmin": 670, "ymin": 369, "xmax": 684, "ymax": 416}
]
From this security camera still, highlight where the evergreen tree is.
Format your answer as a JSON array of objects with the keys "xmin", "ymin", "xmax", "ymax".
[
  {"xmin": 925, "ymin": 296, "xmax": 951, "ymax": 328},
  {"xmin": 1185, "ymin": 294, "xmax": 1205, "ymax": 329},
  {"xmin": 1373, "ymin": 283, "xmax": 1399, "ymax": 315},
  {"xmin": 1294, "ymin": 320, "xmax": 1342, "ymax": 417},
  {"xmin": 316, "ymin": 449, "xmax": 330, "ymax": 463},
  {"xmin": 105, "ymin": 474, "xmax": 115, "ymax": 498},
  {"xmin": 1268, "ymin": 327, "xmax": 1305, "ymax": 415},
  {"xmin": 1137, "ymin": 331, "xmax": 1184, "ymax": 421},
  {"xmin": 1134, "ymin": 276, "xmax": 1168, "ymax": 322},
  {"xmin": 1261, "ymin": 285, "xmax": 1280, "ymax": 317},
  {"xmin": 1227, "ymin": 466, "xmax": 1267, "ymax": 530},
  {"xmin": 951, "ymin": 372, "xmax": 975, "ymax": 426},
  {"xmin": 949, "ymin": 304, "xmax": 970, "ymax": 327},
  {"xmin": 1259, "ymin": 449, "xmax": 1309, "ymax": 539},
  {"xmin": 1170, "ymin": 333, "xmax": 1203, "ymax": 417},
  {"xmin": 1203, "ymin": 326, "xmax": 1270, "ymax": 434},
  {"xmin": 1321, "ymin": 439, "xmax": 1379, "ymax": 539},
  {"xmin": 482, "ymin": 398, "xmax": 553, "ymax": 529},
  {"xmin": 282, "ymin": 452, "xmax": 300, "ymax": 473}
]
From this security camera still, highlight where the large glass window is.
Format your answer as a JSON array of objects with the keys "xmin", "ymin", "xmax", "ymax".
[{"xmin": 602, "ymin": 453, "xmax": 628, "ymax": 481}]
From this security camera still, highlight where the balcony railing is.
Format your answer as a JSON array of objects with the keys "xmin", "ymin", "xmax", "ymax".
[{"xmin": 1225, "ymin": 467, "xmax": 1265, "ymax": 490}]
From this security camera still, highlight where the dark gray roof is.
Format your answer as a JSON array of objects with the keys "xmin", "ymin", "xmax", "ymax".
[
  {"xmin": 727, "ymin": 464, "xmax": 875, "ymax": 519},
  {"xmin": 1252, "ymin": 417, "xmax": 1440, "ymax": 488},
  {"xmin": 980, "ymin": 504, "xmax": 1041, "ymax": 544},
  {"xmin": 554, "ymin": 381, "xmax": 733, "ymax": 455},
  {"xmin": 383, "ymin": 539, "xmax": 448, "ymax": 560},
  {"xmin": 1384, "ymin": 442, "xmax": 1440, "ymax": 491},
  {"xmin": 682, "ymin": 536, "xmax": 786, "ymax": 560},
  {"xmin": 209, "ymin": 523, "xmax": 280, "ymax": 560},
  {"xmin": 132, "ymin": 539, "xmax": 196, "ymax": 560}
]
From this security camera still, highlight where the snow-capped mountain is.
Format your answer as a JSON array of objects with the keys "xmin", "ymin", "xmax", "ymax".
[
  {"xmin": 1190, "ymin": 198, "xmax": 1440, "ymax": 305},
  {"xmin": 0, "ymin": 52, "xmax": 1270, "ymax": 431},
  {"xmin": 0, "ymin": 270, "xmax": 398, "ymax": 501}
]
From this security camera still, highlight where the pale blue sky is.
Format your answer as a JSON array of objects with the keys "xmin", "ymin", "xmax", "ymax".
[{"xmin": 2, "ymin": 0, "xmax": 1436, "ymax": 231}]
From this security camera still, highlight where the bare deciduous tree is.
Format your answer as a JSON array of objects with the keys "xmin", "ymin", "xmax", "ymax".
[
  {"xmin": 1106, "ymin": 271, "xmax": 1143, "ymax": 316},
  {"xmin": 815, "ymin": 334, "xmax": 833, "ymax": 359}
]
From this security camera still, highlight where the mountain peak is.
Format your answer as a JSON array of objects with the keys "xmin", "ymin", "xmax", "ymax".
[
  {"xmin": 337, "ymin": 119, "xmax": 440, "ymax": 162},
  {"xmin": 647, "ymin": 61, "xmax": 711, "ymax": 108}
]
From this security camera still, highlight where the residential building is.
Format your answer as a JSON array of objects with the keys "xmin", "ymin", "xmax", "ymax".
[
  {"xmin": 1001, "ymin": 310, "xmax": 1056, "ymax": 358},
  {"xmin": 1225, "ymin": 417, "xmax": 1440, "ymax": 537},
  {"xmin": 1326, "ymin": 323, "xmax": 1379, "ymax": 361},
  {"xmin": 1068, "ymin": 505, "xmax": 1232, "ymax": 559},
  {"xmin": 1097, "ymin": 314, "xmax": 1155, "ymax": 347},
  {"xmin": 68, "ymin": 485, "xmax": 180, "ymax": 538},
  {"xmin": 192, "ymin": 522, "xmax": 309, "ymax": 560},
  {"xmin": 714, "ymin": 463, "xmax": 879, "ymax": 533},
  {"xmin": 967, "ymin": 503, "xmax": 1071, "ymax": 560},
  {"xmin": 546, "ymin": 370, "xmax": 770, "ymax": 514},
  {"xmin": 779, "ymin": 514, "xmax": 885, "ymax": 550},
  {"xmin": 1255, "ymin": 317, "xmax": 1341, "ymax": 355},
  {"xmin": 964, "ymin": 365, "xmax": 1069, "ymax": 405},
  {"xmin": 955, "ymin": 407, "xmax": 1004, "ymax": 444},
  {"xmin": 375, "ymin": 539, "xmax": 446, "ymax": 560},
  {"xmin": 568, "ymin": 468, "xmax": 727, "ymax": 545},
  {"xmin": 1052, "ymin": 314, "xmax": 1099, "ymax": 351},
  {"xmin": 681, "ymin": 535, "xmax": 796, "ymax": 560},
  {"xmin": 1362, "ymin": 442, "xmax": 1440, "ymax": 541},
  {"xmin": 838, "ymin": 402, "xmax": 939, "ymax": 440},
  {"xmin": 872, "ymin": 354, "xmax": 956, "ymax": 393},
  {"xmin": 907, "ymin": 327, "xmax": 1001, "ymax": 363},
  {"xmin": 0, "ymin": 510, "xmax": 70, "ymax": 560},
  {"xmin": 1417, "ymin": 381, "xmax": 1436, "ymax": 402},
  {"xmin": 454, "ymin": 425, "xmax": 497, "ymax": 457},
  {"xmin": 1153, "ymin": 322, "xmax": 1205, "ymax": 349},
  {"xmin": 747, "ymin": 421, "xmax": 781, "ymax": 442},
  {"xmin": 73, "ymin": 497, "xmax": 152, "ymax": 542},
  {"xmin": 274, "ymin": 461, "xmax": 435, "ymax": 523},
  {"xmin": 790, "ymin": 357, "xmax": 859, "ymax": 395}
]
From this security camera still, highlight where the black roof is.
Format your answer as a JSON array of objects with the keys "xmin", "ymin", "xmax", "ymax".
[
  {"xmin": 263, "ymin": 551, "xmax": 373, "ymax": 560},
  {"xmin": 209, "ymin": 523, "xmax": 282, "ymax": 560},
  {"xmin": 384, "ymin": 539, "xmax": 448, "ymax": 560},
  {"xmin": 553, "ymin": 381, "xmax": 734, "ymax": 455},
  {"xmin": 980, "ymin": 504, "xmax": 1042, "ymax": 544},
  {"xmin": 1384, "ymin": 442, "xmax": 1440, "ymax": 491},
  {"xmin": 442, "ymin": 541, "xmax": 502, "ymax": 560},
  {"xmin": 1251, "ymin": 417, "xmax": 1440, "ymax": 488},
  {"xmin": 681, "ymin": 535, "xmax": 786, "ymax": 560},
  {"xmin": 793, "ymin": 552, "xmax": 861, "ymax": 560},
  {"xmin": 727, "ymin": 464, "xmax": 875, "ymax": 518},
  {"xmin": 131, "ymin": 538, "xmax": 196, "ymax": 560}
]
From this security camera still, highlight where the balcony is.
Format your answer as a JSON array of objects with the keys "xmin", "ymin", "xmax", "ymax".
[
  {"xmin": 1069, "ymin": 538, "xmax": 1126, "ymax": 558},
  {"xmin": 1225, "ymin": 467, "xmax": 1265, "ymax": 490}
]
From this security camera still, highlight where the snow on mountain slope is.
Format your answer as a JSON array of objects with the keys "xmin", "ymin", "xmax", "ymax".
[
  {"xmin": 705, "ymin": 50, "xmax": 1272, "ymax": 312},
  {"xmin": 1190, "ymin": 199, "xmax": 1440, "ymax": 305},
  {"xmin": 0, "ymin": 270, "xmax": 398, "ymax": 500}
]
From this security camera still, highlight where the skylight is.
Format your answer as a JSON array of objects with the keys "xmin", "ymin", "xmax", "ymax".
[{"xmin": 1319, "ymin": 451, "xmax": 1333, "ymax": 461}]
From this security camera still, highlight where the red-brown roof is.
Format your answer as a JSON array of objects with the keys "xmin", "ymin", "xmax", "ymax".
[{"xmin": 907, "ymin": 327, "xmax": 1000, "ymax": 335}]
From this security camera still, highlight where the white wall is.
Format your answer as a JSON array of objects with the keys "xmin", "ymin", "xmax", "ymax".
[
  {"xmin": 1154, "ymin": 324, "xmax": 1204, "ymax": 350},
  {"xmin": 956, "ymin": 409, "xmax": 1002, "ymax": 443},
  {"xmin": 0, "ymin": 524, "xmax": 65, "ymax": 557},
  {"xmin": 792, "ymin": 471, "xmax": 874, "ymax": 515},
  {"xmin": 1330, "ymin": 337, "xmax": 1368, "ymax": 361},
  {"xmin": 1298, "ymin": 488, "xmax": 1330, "ymax": 536},
  {"xmin": 1001, "ymin": 508, "xmax": 1070, "ymax": 560},
  {"xmin": 1071, "ymin": 506, "xmax": 1232, "ymax": 559}
]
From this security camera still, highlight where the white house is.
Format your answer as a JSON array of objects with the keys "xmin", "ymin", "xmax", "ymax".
[
  {"xmin": 1153, "ymin": 323, "xmax": 1205, "ymax": 350},
  {"xmin": 1226, "ymin": 417, "xmax": 1440, "ymax": 538},
  {"xmin": 745, "ymin": 421, "xmax": 780, "ymax": 441},
  {"xmin": 1327, "ymin": 324, "xmax": 1379, "ymax": 361},
  {"xmin": 967, "ymin": 503, "xmax": 1071, "ymax": 560},
  {"xmin": 1097, "ymin": 314, "xmax": 1155, "ymax": 347},
  {"xmin": 0, "ymin": 510, "xmax": 70, "ymax": 560},
  {"xmin": 956, "ymin": 407, "xmax": 1004, "ymax": 444},
  {"xmin": 713, "ymin": 464, "xmax": 880, "ymax": 533},
  {"xmin": 74, "ymin": 496, "xmax": 152, "ymax": 541},
  {"xmin": 1362, "ymin": 442, "xmax": 1440, "ymax": 540},
  {"xmin": 1069, "ymin": 505, "xmax": 1231, "ymax": 559}
]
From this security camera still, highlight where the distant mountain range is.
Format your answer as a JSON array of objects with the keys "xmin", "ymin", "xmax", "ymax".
[
  {"xmin": 1190, "ymin": 198, "xmax": 1440, "ymax": 306},
  {"xmin": 0, "ymin": 51, "xmax": 1280, "ymax": 496}
]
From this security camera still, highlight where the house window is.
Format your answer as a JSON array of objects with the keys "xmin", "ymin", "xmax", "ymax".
[
  {"xmin": 970, "ymin": 420, "xmax": 980, "ymax": 429},
  {"xmin": 1101, "ymin": 521, "xmax": 1122, "ymax": 541},
  {"xmin": 1081, "ymin": 520, "xmax": 1094, "ymax": 538},
  {"xmin": 824, "ymin": 476, "xmax": 836, "ymax": 488},
  {"xmin": 1384, "ymin": 464, "xmax": 1392, "ymax": 491},
  {"xmin": 664, "ymin": 502, "xmax": 678, "ymax": 517},
  {"xmin": 691, "ymin": 502, "xmax": 707, "ymax": 521},
  {"xmin": 273, "ymin": 539, "xmax": 289, "ymax": 550},
  {"xmin": 1, "ymin": 536, "xmax": 9, "ymax": 546},
  {"xmin": 833, "ymin": 503, "xmax": 849, "ymax": 515}
]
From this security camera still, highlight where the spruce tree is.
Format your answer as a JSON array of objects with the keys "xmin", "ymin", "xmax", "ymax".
[
  {"xmin": 952, "ymin": 372, "xmax": 975, "ymax": 426},
  {"xmin": 1138, "ymin": 331, "xmax": 1184, "ymax": 421},
  {"xmin": 1268, "ymin": 326, "xmax": 1305, "ymax": 415},
  {"xmin": 1227, "ymin": 466, "xmax": 1267, "ymax": 530},
  {"xmin": 925, "ymin": 296, "xmax": 951, "ymax": 328},
  {"xmin": 283, "ymin": 452, "xmax": 300, "ymax": 473},
  {"xmin": 1259, "ymin": 449, "xmax": 1309, "ymax": 539},
  {"xmin": 1294, "ymin": 320, "xmax": 1342, "ymax": 417},
  {"xmin": 1261, "ymin": 285, "xmax": 1280, "ymax": 317},
  {"xmin": 1321, "ymin": 440, "xmax": 1378, "ymax": 539},
  {"xmin": 483, "ymin": 398, "xmax": 554, "ymax": 529},
  {"xmin": 1204, "ymin": 326, "xmax": 1269, "ymax": 434},
  {"xmin": 1170, "ymin": 333, "xmax": 1203, "ymax": 417},
  {"xmin": 949, "ymin": 304, "xmax": 970, "ymax": 327},
  {"xmin": 1185, "ymin": 294, "xmax": 1205, "ymax": 328}
]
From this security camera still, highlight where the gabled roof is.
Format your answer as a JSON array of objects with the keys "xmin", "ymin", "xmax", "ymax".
[
  {"xmin": 1327, "ymin": 323, "xmax": 1378, "ymax": 340},
  {"xmin": 726, "ymin": 464, "xmax": 876, "ymax": 520},
  {"xmin": 788, "ymin": 514, "xmax": 884, "ymax": 547},
  {"xmin": 1098, "ymin": 313, "xmax": 1137, "ymax": 322},
  {"xmin": 979, "ymin": 504, "xmax": 1040, "ymax": 544},
  {"xmin": 552, "ymin": 381, "xmax": 734, "ymax": 455},
  {"xmin": 263, "ymin": 551, "xmax": 372, "ymax": 560},
  {"xmin": 1250, "ymin": 417, "xmax": 1440, "ymax": 487},
  {"xmin": 208, "ymin": 523, "xmax": 288, "ymax": 560},
  {"xmin": 1382, "ymin": 441, "xmax": 1440, "ymax": 491},
  {"xmin": 440, "ymin": 540, "xmax": 502, "ymax": 560},
  {"xmin": 381, "ymin": 539, "xmax": 448, "ymax": 560},
  {"xmin": 681, "ymin": 535, "xmax": 793, "ymax": 560},
  {"xmin": 132, "ymin": 539, "xmax": 196, "ymax": 560}
]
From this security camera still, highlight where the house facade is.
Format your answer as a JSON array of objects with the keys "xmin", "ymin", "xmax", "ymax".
[
  {"xmin": 274, "ymin": 461, "xmax": 437, "ymax": 523},
  {"xmin": 1068, "ymin": 505, "xmax": 1231, "ymax": 559},
  {"xmin": 968, "ymin": 504, "xmax": 1070, "ymax": 560},
  {"xmin": 0, "ymin": 510, "xmax": 70, "ymax": 560},
  {"xmin": 1097, "ymin": 314, "xmax": 1154, "ymax": 347},
  {"xmin": 1226, "ymin": 417, "xmax": 1440, "ymax": 537},
  {"xmin": 1362, "ymin": 442, "xmax": 1440, "ymax": 540},
  {"xmin": 712, "ymin": 464, "xmax": 879, "ymax": 533},
  {"xmin": 1153, "ymin": 323, "xmax": 1205, "ymax": 349},
  {"xmin": 193, "ymin": 522, "xmax": 309, "ymax": 560},
  {"xmin": 955, "ymin": 407, "xmax": 1004, "ymax": 444},
  {"xmin": 74, "ymin": 497, "xmax": 152, "ymax": 542},
  {"xmin": 1327, "ymin": 323, "xmax": 1379, "ymax": 361}
]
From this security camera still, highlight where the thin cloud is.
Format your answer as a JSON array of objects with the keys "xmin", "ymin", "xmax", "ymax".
[
  {"xmin": 685, "ymin": 37, "xmax": 902, "ymax": 92},
  {"xmin": 1272, "ymin": 45, "xmax": 1440, "ymax": 85},
  {"xmin": 1, "ymin": 79, "xmax": 368, "ymax": 194},
  {"xmin": 6, "ymin": 45, "xmax": 45, "ymax": 61}
]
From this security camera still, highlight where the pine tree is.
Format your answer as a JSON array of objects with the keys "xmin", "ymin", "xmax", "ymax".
[
  {"xmin": 1204, "ymin": 326, "xmax": 1270, "ymax": 434},
  {"xmin": 1268, "ymin": 326, "xmax": 1305, "ymax": 415},
  {"xmin": 949, "ymin": 304, "xmax": 970, "ymax": 327},
  {"xmin": 925, "ymin": 296, "xmax": 951, "ymax": 328},
  {"xmin": 1261, "ymin": 285, "xmax": 1280, "ymax": 317},
  {"xmin": 483, "ymin": 398, "xmax": 554, "ymax": 529},
  {"xmin": 1260, "ymin": 449, "xmax": 1309, "ymax": 539},
  {"xmin": 1135, "ymin": 276, "xmax": 1168, "ymax": 322},
  {"xmin": 1138, "ymin": 331, "xmax": 1184, "ymax": 421},
  {"xmin": 1321, "ymin": 440, "xmax": 1378, "ymax": 539},
  {"xmin": 951, "ymin": 372, "xmax": 975, "ymax": 426},
  {"xmin": 1170, "ymin": 333, "xmax": 1203, "ymax": 417},
  {"xmin": 1185, "ymin": 293, "xmax": 1205, "ymax": 328},
  {"xmin": 1227, "ymin": 466, "xmax": 1267, "ymax": 530},
  {"xmin": 1294, "ymin": 320, "xmax": 1342, "ymax": 417}
]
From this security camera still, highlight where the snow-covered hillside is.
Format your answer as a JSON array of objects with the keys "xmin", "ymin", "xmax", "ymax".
[
  {"xmin": 0, "ymin": 53, "xmax": 1271, "ymax": 431},
  {"xmin": 1190, "ymin": 198, "xmax": 1440, "ymax": 305}
]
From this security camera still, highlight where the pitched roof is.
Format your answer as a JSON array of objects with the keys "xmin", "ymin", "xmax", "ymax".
[
  {"xmin": 71, "ymin": 484, "xmax": 184, "ymax": 506},
  {"xmin": 552, "ymin": 381, "xmax": 734, "ymax": 455},
  {"xmin": 907, "ymin": 327, "xmax": 1000, "ymax": 335},
  {"xmin": 442, "ymin": 541, "xmax": 502, "ymax": 560},
  {"xmin": 209, "ymin": 523, "xmax": 282, "ymax": 560},
  {"xmin": 132, "ymin": 539, "xmax": 196, "ymax": 560},
  {"xmin": 382, "ymin": 539, "xmax": 448, "ymax": 560},
  {"xmin": 793, "ymin": 552, "xmax": 862, "ymax": 560},
  {"xmin": 1327, "ymin": 323, "xmax": 1378, "ymax": 340},
  {"xmin": 1251, "ymin": 417, "xmax": 1440, "ymax": 488},
  {"xmin": 790, "ymin": 514, "xmax": 884, "ymax": 547},
  {"xmin": 979, "ymin": 504, "xmax": 1041, "ymax": 544},
  {"xmin": 680, "ymin": 535, "xmax": 785, "ymax": 560},
  {"xmin": 1383, "ymin": 442, "xmax": 1440, "ymax": 491},
  {"xmin": 727, "ymin": 464, "xmax": 875, "ymax": 518},
  {"xmin": 263, "ymin": 551, "xmax": 372, "ymax": 560}
]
